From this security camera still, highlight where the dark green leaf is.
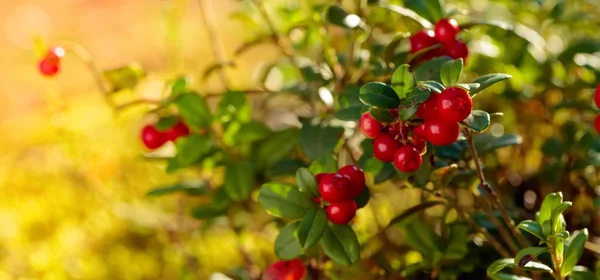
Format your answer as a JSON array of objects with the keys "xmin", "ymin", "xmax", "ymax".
[
  {"xmin": 440, "ymin": 59, "xmax": 464, "ymax": 86},
  {"xmin": 401, "ymin": 87, "xmax": 432, "ymax": 106},
  {"xmin": 224, "ymin": 160, "xmax": 255, "ymax": 201},
  {"xmin": 320, "ymin": 224, "xmax": 361, "ymax": 265},
  {"xmin": 469, "ymin": 73, "xmax": 512, "ymax": 97},
  {"xmin": 297, "ymin": 208, "xmax": 328, "ymax": 249},
  {"xmin": 487, "ymin": 258, "xmax": 552, "ymax": 275},
  {"xmin": 256, "ymin": 128, "xmax": 299, "ymax": 168},
  {"xmin": 296, "ymin": 167, "xmax": 319, "ymax": 197},
  {"xmin": 309, "ymin": 155, "xmax": 338, "ymax": 174},
  {"xmin": 391, "ymin": 64, "xmax": 415, "ymax": 99},
  {"xmin": 514, "ymin": 247, "xmax": 549, "ymax": 266},
  {"xmin": 517, "ymin": 220, "xmax": 545, "ymax": 240},
  {"xmin": 175, "ymin": 93, "xmax": 212, "ymax": 130},
  {"xmin": 400, "ymin": 105, "xmax": 418, "ymax": 121},
  {"xmin": 258, "ymin": 183, "xmax": 315, "ymax": 219},
  {"xmin": 336, "ymin": 86, "xmax": 364, "ymax": 121},
  {"xmin": 562, "ymin": 229, "xmax": 588, "ymax": 276},
  {"xmin": 146, "ymin": 180, "xmax": 208, "ymax": 196},
  {"xmin": 402, "ymin": 0, "xmax": 442, "ymax": 23},
  {"xmin": 369, "ymin": 108, "xmax": 395, "ymax": 122},
  {"xmin": 386, "ymin": 201, "xmax": 445, "ymax": 229},
  {"xmin": 265, "ymin": 160, "xmax": 305, "ymax": 178},
  {"xmin": 354, "ymin": 187, "xmax": 371, "ymax": 209},
  {"xmin": 402, "ymin": 218, "xmax": 442, "ymax": 259},
  {"xmin": 232, "ymin": 121, "xmax": 270, "ymax": 144},
  {"xmin": 558, "ymin": 39, "xmax": 600, "ymax": 63},
  {"xmin": 325, "ymin": 5, "xmax": 360, "ymax": 29},
  {"xmin": 103, "ymin": 63, "xmax": 145, "ymax": 92},
  {"xmin": 418, "ymin": 80, "xmax": 445, "ymax": 93},
  {"xmin": 474, "ymin": 134, "xmax": 523, "ymax": 155},
  {"xmin": 455, "ymin": 83, "xmax": 480, "ymax": 91},
  {"xmin": 168, "ymin": 135, "xmax": 212, "ymax": 172},
  {"xmin": 461, "ymin": 110, "xmax": 491, "ymax": 132},
  {"xmin": 300, "ymin": 121, "xmax": 344, "ymax": 160},
  {"xmin": 275, "ymin": 221, "xmax": 303, "ymax": 260},
  {"xmin": 359, "ymin": 82, "xmax": 400, "ymax": 109},
  {"xmin": 414, "ymin": 57, "xmax": 451, "ymax": 82},
  {"xmin": 155, "ymin": 115, "xmax": 180, "ymax": 131}
]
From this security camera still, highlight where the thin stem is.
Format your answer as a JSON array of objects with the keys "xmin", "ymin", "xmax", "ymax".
[
  {"xmin": 198, "ymin": 0, "xmax": 231, "ymax": 89},
  {"xmin": 473, "ymin": 196, "xmax": 519, "ymax": 255},
  {"xmin": 464, "ymin": 129, "xmax": 528, "ymax": 249}
]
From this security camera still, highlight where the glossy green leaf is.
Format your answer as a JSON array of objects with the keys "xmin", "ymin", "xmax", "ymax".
[
  {"xmin": 440, "ymin": 59, "xmax": 463, "ymax": 86},
  {"xmin": 258, "ymin": 183, "xmax": 315, "ymax": 219},
  {"xmin": 551, "ymin": 202, "xmax": 572, "ymax": 234},
  {"xmin": 309, "ymin": 155, "xmax": 338, "ymax": 174},
  {"xmin": 562, "ymin": 229, "xmax": 588, "ymax": 276},
  {"xmin": 418, "ymin": 80, "xmax": 445, "ymax": 93},
  {"xmin": 487, "ymin": 258, "xmax": 552, "ymax": 276},
  {"xmin": 175, "ymin": 93, "xmax": 212, "ymax": 130},
  {"xmin": 400, "ymin": 105, "xmax": 418, "ymax": 121},
  {"xmin": 296, "ymin": 167, "xmax": 319, "ymax": 197},
  {"xmin": 369, "ymin": 107, "xmax": 395, "ymax": 123},
  {"xmin": 461, "ymin": 110, "xmax": 491, "ymax": 132},
  {"xmin": 537, "ymin": 192, "xmax": 563, "ymax": 225},
  {"xmin": 401, "ymin": 87, "xmax": 432, "ymax": 106},
  {"xmin": 224, "ymin": 160, "xmax": 255, "ymax": 201},
  {"xmin": 103, "ymin": 63, "xmax": 145, "ymax": 92},
  {"xmin": 168, "ymin": 135, "xmax": 212, "ymax": 171},
  {"xmin": 455, "ymin": 83, "xmax": 480, "ymax": 91},
  {"xmin": 300, "ymin": 121, "xmax": 344, "ymax": 160},
  {"xmin": 402, "ymin": 0, "xmax": 443, "ymax": 23},
  {"xmin": 473, "ymin": 134, "xmax": 523, "ymax": 155},
  {"xmin": 391, "ymin": 64, "xmax": 415, "ymax": 99},
  {"xmin": 155, "ymin": 115, "xmax": 180, "ymax": 131},
  {"xmin": 517, "ymin": 220, "xmax": 544, "ymax": 240},
  {"xmin": 275, "ymin": 221, "xmax": 303, "ymax": 260},
  {"xmin": 353, "ymin": 187, "xmax": 371, "ymax": 209},
  {"xmin": 377, "ymin": 3, "xmax": 432, "ymax": 28},
  {"xmin": 146, "ymin": 180, "xmax": 208, "ymax": 196},
  {"xmin": 320, "ymin": 224, "xmax": 361, "ymax": 266},
  {"xmin": 359, "ymin": 82, "xmax": 400, "ymax": 109},
  {"xmin": 256, "ymin": 128, "xmax": 299, "ymax": 168},
  {"xmin": 469, "ymin": 73, "xmax": 512, "ymax": 97},
  {"xmin": 297, "ymin": 208, "xmax": 328, "ymax": 249},
  {"xmin": 414, "ymin": 56, "xmax": 451, "ymax": 82},
  {"xmin": 514, "ymin": 247, "xmax": 549, "ymax": 266}
]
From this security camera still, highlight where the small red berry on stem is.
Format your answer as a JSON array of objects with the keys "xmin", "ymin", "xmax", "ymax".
[
  {"xmin": 338, "ymin": 165, "xmax": 365, "ymax": 197},
  {"xmin": 39, "ymin": 60, "xmax": 60, "ymax": 76},
  {"xmin": 318, "ymin": 174, "xmax": 353, "ymax": 202},
  {"xmin": 166, "ymin": 120, "xmax": 190, "ymax": 141},
  {"xmin": 409, "ymin": 134, "xmax": 427, "ymax": 153},
  {"xmin": 39, "ymin": 47, "xmax": 65, "ymax": 77},
  {"xmin": 595, "ymin": 115, "xmax": 600, "ymax": 134},
  {"xmin": 410, "ymin": 30, "xmax": 437, "ymax": 53},
  {"xmin": 425, "ymin": 118, "xmax": 460, "ymax": 146},
  {"xmin": 393, "ymin": 146, "xmax": 423, "ymax": 172},
  {"xmin": 436, "ymin": 87, "xmax": 473, "ymax": 123},
  {"xmin": 413, "ymin": 123, "xmax": 427, "ymax": 137},
  {"xmin": 359, "ymin": 113, "xmax": 382, "ymax": 138},
  {"xmin": 326, "ymin": 200, "xmax": 357, "ymax": 224},
  {"xmin": 374, "ymin": 133, "xmax": 400, "ymax": 162},
  {"xmin": 416, "ymin": 92, "xmax": 439, "ymax": 120},
  {"xmin": 434, "ymin": 18, "xmax": 460, "ymax": 43},
  {"xmin": 262, "ymin": 259, "xmax": 306, "ymax": 280},
  {"xmin": 141, "ymin": 125, "xmax": 167, "ymax": 149},
  {"xmin": 315, "ymin": 173, "xmax": 328, "ymax": 184},
  {"xmin": 443, "ymin": 39, "xmax": 469, "ymax": 61}
]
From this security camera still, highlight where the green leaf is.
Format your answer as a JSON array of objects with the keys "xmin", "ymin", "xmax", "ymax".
[
  {"xmin": 309, "ymin": 155, "xmax": 338, "ymax": 174},
  {"xmin": 562, "ymin": 229, "xmax": 588, "ymax": 276},
  {"xmin": 103, "ymin": 63, "xmax": 145, "ymax": 92},
  {"xmin": 146, "ymin": 180, "xmax": 208, "ymax": 196},
  {"xmin": 569, "ymin": 266, "xmax": 595, "ymax": 280},
  {"xmin": 175, "ymin": 93, "xmax": 212, "ymax": 129},
  {"xmin": 418, "ymin": 80, "xmax": 445, "ymax": 93},
  {"xmin": 538, "ymin": 192, "xmax": 563, "ymax": 226},
  {"xmin": 169, "ymin": 77, "xmax": 189, "ymax": 97},
  {"xmin": 403, "ymin": 218, "xmax": 442, "ymax": 259},
  {"xmin": 455, "ymin": 83, "xmax": 480, "ymax": 91},
  {"xmin": 487, "ymin": 258, "xmax": 553, "ymax": 276},
  {"xmin": 359, "ymin": 82, "xmax": 400, "ymax": 109},
  {"xmin": 551, "ymin": 202, "xmax": 572, "ymax": 234},
  {"xmin": 191, "ymin": 188, "xmax": 231, "ymax": 219},
  {"xmin": 168, "ymin": 135, "xmax": 213, "ymax": 171},
  {"xmin": 258, "ymin": 183, "xmax": 315, "ymax": 219},
  {"xmin": 444, "ymin": 223, "xmax": 469, "ymax": 260},
  {"xmin": 491, "ymin": 273, "xmax": 532, "ymax": 280},
  {"xmin": 320, "ymin": 224, "xmax": 361, "ymax": 266},
  {"xmin": 469, "ymin": 73, "xmax": 512, "ymax": 97},
  {"xmin": 400, "ymin": 105, "xmax": 418, "ymax": 121},
  {"xmin": 391, "ymin": 65, "xmax": 415, "ymax": 99},
  {"xmin": 325, "ymin": 5, "xmax": 360, "ymax": 29},
  {"xmin": 401, "ymin": 87, "xmax": 432, "ymax": 106},
  {"xmin": 514, "ymin": 247, "xmax": 549, "ymax": 267},
  {"xmin": 369, "ymin": 107, "xmax": 395, "ymax": 122},
  {"xmin": 517, "ymin": 220, "xmax": 545, "ymax": 240},
  {"xmin": 275, "ymin": 221, "xmax": 303, "ymax": 260},
  {"xmin": 558, "ymin": 39, "xmax": 600, "ymax": 63},
  {"xmin": 386, "ymin": 201, "xmax": 445, "ymax": 228},
  {"xmin": 265, "ymin": 159, "xmax": 305, "ymax": 178},
  {"xmin": 256, "ymin": 128, "xmax": 299, "ymax": 168},
  {"xmin": 402, "ymin": 0, "xmax": 443, "ymax": 23},
  {"xmin": 440, "ymin": 59, "xmax": 464, "ymax": 86},
  {"xmin": 224, "ymin": 160, "xmax": 255, "ymax": 201},
  {"xmin": 414, "ymin": 56, "xmax": 451, "ymax": 82},
  {"xmin": 377, "ymin": 3, "xmax": 432, "ymax": 28},
  {"xmin": 296, "ymin": 167, "xmax": 319, "ymax": 197},
  {"xmin": 353, "ymin": 187, "xmax": 371, "ymax": 209},
  {"xmin": 215, "ymin": 91, "xmax": 251, "ymax": 124},
  {"xmin": 461, "ymin": 110, "xmax": 491, "ymax": 132},
  {"xmin": 473, "ymin": 134, "xmax": 523, "ymax": 155},
  {"xmin": 155, "ymin": 115, "xmax": 180, "ymax": 131},
  {"xmin": 231, "ymin": 121, "xmax": 270, "ymax": 144},
  {"xmin": 300, "ymin": 121, "xmax": 344, "ymax": 160},
  {"xmin": 297, "ymin": 208, "xmax": 328, "ymax": 249},
  {"xmin": 336, "ymin": 85, "xmax": 363, "ymax": 121}
]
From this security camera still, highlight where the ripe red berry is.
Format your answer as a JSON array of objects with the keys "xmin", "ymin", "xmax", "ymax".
[
  {"xmin": 436, "ymin": 87, "xmax": 473, "ymax": 123},
  {"xmin": 326, "ymin": 200, "xmax": 357, "ymax": 225},
  {"xmin": 434, "ymin": 18, "xmax": 460, "ymax": 43},
  {"xmin": 416, "ymin": 92, "xmax": 439, "ymax": 120},
  {"xmin": 410, "ymin": 30, "xmax": 437, "ymax": 53},
  {"xmin": 409, "ymin": 134, "xmax": 427, "ymax": 153},
  {"xmin": 318, "ymin": 174, "xmax": 353, "ymax": 202},
  {"xmin": 315, "ymin": 173, "xmax": 328, "ymax": 184},
  {"xmin": 141, "ymin": 124, "xmax": 167, "ymax": 149},
  {"xmin": 425, "ymin": 118, "xmax": 460, "ymax": 146},
  {"xmin": 359, "ymin": 113, "xmax": 382, "ymax": 138},
  {"xmin": 39, "ymin": 60, "xmax": 59, "ymax": 76},
  {"xmin": 45, "ymin": 47, "xmax": 64, "ymax": 64},
  {"xmin": 262, "ymin": 259, "xmax": 306, "ymax": 280},
  {"xmin": 594, "ymin": 84, "xmax": 600, "ymax": 109},
  {"xmin": 595, "ymin": 115, "xmax": 600, "ymax": 134},
  {"xmin": 39, "ymin": 47, "xmax": 65, "ymax": 77},
  {"xmin": 389, "ymin": 109, "xmax": 399, "ymax": 118},
  {"xmin": 338, "ymin": 165, "xmax": 365, "ymax": 197},
  {"xmin": 373, "ymin": 133, "xmax": 400, "ymax": 162},
  {"xmin": 393, "ymin": 146, "xmax": 423, "ymax": 172},
  {"xmin": 443, "ymin": 40, "xmax": 469, "ymax": 61},
  {"xmin": 413, "ymin": 123, "xmax": 427, "ymax": 137},
  {"xmin": 166, "ymin": 120, "xmax": 190, "ymax": 141}
]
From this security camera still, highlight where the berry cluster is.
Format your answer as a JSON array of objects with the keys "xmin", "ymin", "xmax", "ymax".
[
  {"xmin": 39, "ymin": 47, "xmax": 65, "ymax": 77},
  {"xmin": 141, "ymin": 119, "xmax": 190, "ymax": 149},
  {"xmin": 262, "ymin": 259, "xmax": 305, "ymax": 280},
  {"xmin": 360, "ymin": 87, "xmax": 473, "ymax": 172},
  {"xmin": 410, "ymin": 18, "xmax": 468, "ymax": 63},
  {"xmin": 595, "ymin": 84, "xmax": 600, "ymax": 134},
  {"xmin": 315, "ymin": 165, "xmax": 366, "ymax": 225}
]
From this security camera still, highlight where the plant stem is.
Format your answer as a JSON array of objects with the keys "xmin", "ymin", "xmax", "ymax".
[
  {"xmin": 454, "ymin": 203, "xmax": 511, "ymax": 258},
  {"xmin": 198, "ymin": 0, "xmax": 231, "ymax": 89},
  {"xmin": 464, "ymin": 129, "xmax": 528, "ymax": 249},
  {"xmin": 473, "ymin": 196, "xmax": 519, "ymax": 255}
]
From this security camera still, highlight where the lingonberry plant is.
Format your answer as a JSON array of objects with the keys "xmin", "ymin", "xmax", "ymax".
[{"xmin": 38, "ymin": 0, "xmax": 600, "ymax": 279}]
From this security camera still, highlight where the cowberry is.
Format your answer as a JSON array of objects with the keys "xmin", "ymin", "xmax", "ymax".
[
  {"xmin": 425, "ymin": 118, "xmax": 460, "ymax": 146},
  {"xmin": 359, "ymin": 113, "xmax": 382, "ymax": 138},
  {"xmin": 39, "ymin": 60, "xmax": 59, "ymax": 76},
  {"xmin": 315, "ymin": 173, "xmax": 328, "ymax": 184},
  {"xmin": 434, "ymin": 18, "xmax": 460, "ymax": 43},
  {"xmin": 393, "ymin": 146, "xmax": 423, "ymax": 172},
  {"xmin": 318, "ymin": 174, "xmax": 353, "ymax": 202},
  {"xmin": 413, "ymin": 123, "xmax": 427, "ymax": 137},
  {"xmin": 410, "ymin": 30, "xmax": 437, "ymax": 53},
  {"xmin": 326, "ymin": 200, "xmax": 357, "ymax": 225},
  {"xmin": 595, "ymin": 84, "xmax": 600, "ymax": 109},
  {"xmin": 338, "ymin": 165, "xmax": 365, "ymax": 197},
  {"xmin": 166, "ymin": 120, "xmax": 190, "ymax": 141},
  {"xmin": 416, "ymin": 92, "xmax": 439, "ymax": 120},
  {"xmin": 436, "ymin": 87, "xmax": 473, "ymax": 122},
  {"xmin": 443, "ymin": 39, "xmax": 469, "ymax": 61},
  {"xmin": 409, "ymin": 134, "xmax": 427, "ymax": 153},
  {"xmin": 39, "ymin": 47, "xmax": 64, "ymax": 77},
  {"xmin": 374, "ymin": 133, "xmax": 400, "ymax": 162},
  {"xmin": 387, "ymin": 121, "xmax": 410, "ymax": 140},
  {"xmin": 262, "ymin": 259, "xmax": 306, "ymax": 280},
  {"xmin": 595, "ymin": 115, "xmax": 600, "ymax": 134},
  {"xmin": 141, "ymin": 124, "xmax": 167, "ymax": 149}
]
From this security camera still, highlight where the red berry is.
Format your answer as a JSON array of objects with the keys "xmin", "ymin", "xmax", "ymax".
[
  {"xmin": 326, "ymin": 200, "xmax": 357, "ymax": 224},
  {"xmin": 166, "ymin": 120, "xmax": 190, "ymax": 141},
  {"xmin": 425, "ymin": 118, "xmax": 460, "ymax": 146},
  {"xmin": 393, "ymin": 146, "xmax": 423, "ymax": 172},
  {"xmin": 318, "ymin": 174, "xmax": 353, "ymax": 202},
  {"xmin": 312, "ymin": 197, "xmax": 322, "ymax": 204},
  {"xmin": 595, "ymin": 84, "xmax": 600, "ymax": 109},
  {"xmin": 389, "ymin": 109, "xmax": 399, "ymax": 118},
  {"xmin": 315, "ymin": 173, "xmax": 328, "ymax": 184},
  {"xmin": 262, "ymin": 259, "xmax": 306, "ymax": 280},
  {"xmin": 410, "ymin": 30, "xmax": 437, "ymax": 53},
  {"xmin": 45, "ymin": 47, "xmax": 64, "ymax": 64},
  {"xmin": 443, "ymin": 40, "xmax": 469, "ymax": 61},
  {"xmin": 39, "ymin": 60, "xmax": 59, "ymax": 76},
  {"xmin": 373, "ymin": 133, "xmax": 400, "ymax": 162},
  {"xmin": 141, "ymin": 124, "xmax": 167, "ymax": 149},
  {"xmin": 359, "ymin": 113, "xmax": 382, "ymax": 138},
  {"xmin": 595, "ymin": 115, "xmax": 600, "ymax": 134},
  {"xmin": 434, "ymin": 18, "xmax": 460, "ymax": 43},
  {"xmin": 436, "ymin": 87, "xmax": 473, "ymax": 123},
  {"xmin": 416, "ymin": 92, "xmax": 439, "ymax": 120},
  {"xmin": 338, "ymin": 165, "xmax": 365, "ymax": 197},
  {"xmin": 413, "ymin": 124, "xmax": 427, "ymax": 137},
  {"xmin": 410, "ymin": 134, "xmax": 427, "ymax": 153}
]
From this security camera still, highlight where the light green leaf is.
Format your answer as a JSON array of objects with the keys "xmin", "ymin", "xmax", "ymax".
[
  {"xmin": 440, "ymin": 59, "xmax": 464, "ymax": 86},
  {"xmin": 538, "ymin": 192, "xmax": 563, "ymax": 225},
  {"xmin": 175, "ymin": 93, "xmax": 212, "ymax": 129},
  {"xmin": 258, "ymin": 183, "xmax": 315, "ymax": 219},
  {"xmin": 391, "ymin": 64, "xmax": 415, "ymax": 99},
  {"xmin": 517, "ymin": 220, "xmax": 545, "ymax": 240},
  {"xmin": 562, "ymin": 229, "xmax": 588, "ymax": 276},
  {"xmin": 514, "ymin": 247, "xmax": 549, "ymax": 266},
  {"xmin": 418, "ymin": 80, "xmax": 445, "ymax": 93},
  {"xmin": 469, "ymin": 73, "xmax": 512, "ymax": 97},
  {"xmin": 296, "ymin": 167, "xmax": 319, "ymax": 197}
]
